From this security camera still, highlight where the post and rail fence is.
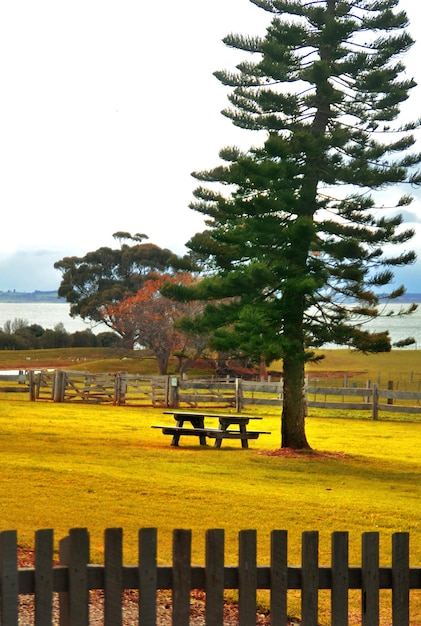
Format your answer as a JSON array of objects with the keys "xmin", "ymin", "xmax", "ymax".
[
  {"xmin": 2, "ymin": 370, "xmax": 416, "ymax": 419},
  {"xmin": 0, "ymin": 527, "xmax": 420, "ymax": 625}
]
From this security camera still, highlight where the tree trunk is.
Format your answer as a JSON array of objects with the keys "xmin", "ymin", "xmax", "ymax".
[
  {"xmin": 156, "ymin": 355, "xmax": 169, "ymax": 376},
  {"xmin": 281, "ymin": 356, "xmax": 310, "ymax": 449}
]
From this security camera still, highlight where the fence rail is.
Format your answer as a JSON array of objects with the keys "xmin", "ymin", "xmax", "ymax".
[
  {"xmin": 0, "ymin": 528, "xmax": 420, "ymax": 625},
  {"xmin": 0, "ymin": 371, "xmax": 29, "ymax": 393}
]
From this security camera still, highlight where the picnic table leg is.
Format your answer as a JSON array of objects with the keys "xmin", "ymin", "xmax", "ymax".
[
  {"xmin": 240, "ymin": 424, "xmax": 249, "ymax": 449},
  {"xmin": 214, "ymin": 436, "xmax": 223, "ymax": 449},
  {"xmin": 214, "ymin": 420, "xmax": 227, "ymax": 448},
  {"xmin": 171, "ymin": 419, "xmax": 184, "ymax": 446},
  {"xmin": 171, "ymin": 432, "xmax": 181, "ymax": 446},
  {"xmin": 171, "ymin": 417, "xmax": 207, "ymax": 447},
  {"xmin": 195, "ymin": 417, "xmax": 207, "ymax": 446}
]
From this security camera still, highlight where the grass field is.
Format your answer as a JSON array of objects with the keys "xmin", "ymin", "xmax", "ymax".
[
  {"xmin": 1, "ymin": 348, "xmax": 421, "ymax": 622},
  {"xmin": 0, "ymin": 394, "xmax": 420, "ymax": 623},
  {"xmin": 2, "ymin": 345, "xmax": 421, "ymax": 383}
]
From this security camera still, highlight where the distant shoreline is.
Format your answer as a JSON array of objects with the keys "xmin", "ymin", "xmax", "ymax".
[
  {"xmin": 0, "ymin": 291, "xmax": 65, "ymax": 303},
  {"xmin": 0, "ymin": 290, "xmax": 420, "ymax": 304}
]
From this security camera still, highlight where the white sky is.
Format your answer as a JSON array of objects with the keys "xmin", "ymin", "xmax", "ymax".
[{"xmin": 0, "ymin": 0, "xmax": 420, "ymax": 292}]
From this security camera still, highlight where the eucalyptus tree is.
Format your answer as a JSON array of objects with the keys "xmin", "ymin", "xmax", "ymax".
[
  {"xmin": 169, "ymin": 0, "xmax": 421, "ymax": 448},
  {"xmin": 54, "ymin": 233, "xmax": 180, "ymax": 343}
]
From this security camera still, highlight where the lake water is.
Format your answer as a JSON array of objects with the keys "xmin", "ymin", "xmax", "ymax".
[{"xmin": 0, "ymin": 301, "xmax": 420, "ymax": 347}]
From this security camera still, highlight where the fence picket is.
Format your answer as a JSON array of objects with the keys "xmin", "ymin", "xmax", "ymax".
[
  {"xmin": 301, "ymin": 531, "xmax": 319, "ymax": 626},
  {"xmin": 238, "ymin": 529, "xmax": 257, "ymax": 626},
  {"xmin": 104, "ymin": 528, "xmax": 123, "ymax": 626},
  {"xmin": 34, "ymin": 528, "xmax": 54, "ymax": 626},
  {"xmin": 172, "ymin": 529, "xmax": 191, "ymax": 626},
  {"xmin": 139, "ymin": 527, "xmax": 158, "ymax": 626},
  {"xmin": 205, "ymin": 529, "xmax": 225, "ymax": 626},
  {"xmin": 331, "ymin": 531, "xmax": 349, "ymax": 626},
  {"xmin": 392, "ymin": 532, "xmax": 410, "ymax": 626},
  {"xmin": 61, "ymin": 528, "xmax": 90, "ymax": 626},
  {"xmin": 270, "ymin": 529, "xmax": 288, "ymax": 626},
  {"xmin": 362, "ymin": 532, "xmax": 380, "ymax": 626},
  {"xmin": 0, "ymin": 530, "xmax": 18, "ymax": 626}
]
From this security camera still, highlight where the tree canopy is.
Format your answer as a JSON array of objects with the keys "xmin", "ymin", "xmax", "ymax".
[
  {"xmin": 103, "ymin": 273, "xmax": 207, "ymax": 374},
  {"xmin": 166, "ymin": 0, "xmax": 421, "ymax": 449},
  {"xmin": 54, "ymin": 233, "xmax": 181, "ymax": 342}
]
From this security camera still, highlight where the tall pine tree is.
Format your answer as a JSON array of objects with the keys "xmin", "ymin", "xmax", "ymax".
[{"xmin": 171, "ymin": 0, "xmax": 421, "ymax": 448}]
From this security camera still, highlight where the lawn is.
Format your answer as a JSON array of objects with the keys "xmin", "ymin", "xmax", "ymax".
[{"xmin": 0, "ymin": 396, "xmax": 420, "ymax": 622}]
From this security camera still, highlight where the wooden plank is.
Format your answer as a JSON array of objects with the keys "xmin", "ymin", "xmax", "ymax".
[
  {"xmin": 308, "ymin": 387, "xmax": 372, "ymax": 397},
  {"xmin": 34, "ymin": 528, "xmax": 54, "ymax": 626},
  {"xmin": 66, "ymin": 528, "xmax": 90, "ymax": 626},
  {"xmin": 308, "ymin": 401, "xmax": 371, "ymax": 411},
  {"xmin": 242, "ymin": 398, "xmax": 283, "ymax": 406},
  {"xmin": 301, "ymin": 531, "xmax": 319, "ymax": 626},
  {"xmin": 380, "ymin": 389, "xmax": 421, "ymax": 400},
  {"xmin": 331, "ymin": 531, "xmax": 349, "ymax": 626},
  {"xmin": 205, "ymin": 529, "xmax": 225, "ymax": 626},
  {"xmin": 270, "ymin": 530, "xmax": 288, "ymax": 626},
  {"xmin": 172, "ymin": 529, "xmax": 191, "ymax": 626},
  {"xmin": 377, "ymin": 404, "xmax": 421, "ymax": 414},
  {"xmin": 0, "ymin": 530, "xmax": 19, "ymax": 626},
  {"xmin": 104, "ymin": 528, "xmax": 123, "ymax": 626},
  {"xmin": 238, "ymin": 530, "xmax": 257, "ymax": 626},
  {"xmin": 392, "ymin": 532, "xmax": 409, "ymax": 626},
  {"xmin": 59, "ymin": 535, "xmax": 71, "ymax": 625},
  {"xmin": 362, "ymin": 532, "xmax": 379, "ymax": 626},
  {"xmin": 139, "ymin": 527, "xmax": 157, "ymax": 626}
]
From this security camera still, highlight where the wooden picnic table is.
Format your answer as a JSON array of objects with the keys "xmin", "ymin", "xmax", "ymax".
[{"xmin": 152, "ymin": 410, "xmax": 271, "ymax": 448}]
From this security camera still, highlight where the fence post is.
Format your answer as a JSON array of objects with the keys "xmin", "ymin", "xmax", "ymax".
[
  {"xmin": 0, "ymin": 530, "xmax": 18, "ymax": 626},
  {"xmin": 366, "ymin": 380, "xmax": 371, "ymax": 404},
  {"xmin": 53, "ymin": 370, "xmax": 65, "ymax": 402},
  {"xmin": 392, "ymin": 532, "xmax": 410, "ymax": 626},
  {"xmin": 331, "ymin": 531, "xmax": 349, "ymax": 626},
  {"xmin": 34, "ymin": 528, "xmax": 54, "ymax": 626},
  {"xmin": 372, "ymin": 384, "xmax": 379, "ymax": 421},
  {"xmin": 270, "ymin": 530, "xmax": 288, "ymax": 626},
  {"xmin": 387, "ymin": 380, "xmax": 394, "ymax": 405},
  {"xmin": 362, "ymin": 532, "xmax": 379, "ymax": 626},
  {"xmin": 238, "ymin": 530, "xmax": 257, "ymax": 626},
  {"xmin": 172, "ymin": 529, "xmax": 191, "ymax": 626},
  {"xmin": 59, "ymin": 528, "xmax": 90, "ymax": 626},
  {"xmin": 28, "ymin": 370, "xmax": 36, "ymax": 401},
  {"xmin": 104, "ymin": 528, "xmax": 123, "ymax": 626},
  {"xmin": 169, "ymin": 377, "xmax": 179, "ymax": 408},
  {"xmin": 301, "ymin": 531, "xmax": 319, "ymax": 626},
  {"xmin": 139, "ymin": 528, "xmax": 158, "ymax": 626},
  {"xmin": 205, "ymin": 529, "xmax": 225, "ymax": 626},
  {"xmin": 236, "ymin": 378, "xmax": 242, "ymax": 412},
  {"xmin": 114, "ymin": 374, "xmax": 121, "ymax": 405}
]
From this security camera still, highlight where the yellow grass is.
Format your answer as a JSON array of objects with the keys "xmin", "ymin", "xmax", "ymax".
[{"xmin": 0, "ymin": 396, "xmax": 420, "ymax": 623}]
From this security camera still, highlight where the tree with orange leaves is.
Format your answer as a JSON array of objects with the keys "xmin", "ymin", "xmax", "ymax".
[{"xmin": 103, "ymin": 273, "xmax": 208, "ymax": 374}]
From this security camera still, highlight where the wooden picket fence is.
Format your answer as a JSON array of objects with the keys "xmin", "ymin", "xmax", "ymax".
[{"xmin": 0, "ymin": 527, "xmax": 420, "ymax": 625}]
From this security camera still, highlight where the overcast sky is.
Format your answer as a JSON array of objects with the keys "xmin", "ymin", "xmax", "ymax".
[{"xmin": 0, "ymin": 0, "xmax": 420, "ymax": 293}]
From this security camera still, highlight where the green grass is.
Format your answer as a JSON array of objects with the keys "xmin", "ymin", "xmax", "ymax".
[{"xmin": 0, "ymin": 398, "xmax": 420, "ymax": 622}]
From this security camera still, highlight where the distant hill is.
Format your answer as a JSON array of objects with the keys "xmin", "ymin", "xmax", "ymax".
[{"xmin": 0, "ymin": 291, "xmax": 66, "ymax": 303}]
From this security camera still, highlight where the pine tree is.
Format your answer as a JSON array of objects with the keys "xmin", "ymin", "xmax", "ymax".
[{"xmin": 174, "ymin": 0, "xmax": 421, "ymax": 448}]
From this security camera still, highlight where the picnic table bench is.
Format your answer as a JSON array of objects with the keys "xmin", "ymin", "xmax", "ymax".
[{"xmin": 152, "ymin": 410, "xmax": 271, "ymax": 448}]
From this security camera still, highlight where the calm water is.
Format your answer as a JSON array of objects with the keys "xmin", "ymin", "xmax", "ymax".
[
  {"xmin": 0, "ymin": 301, "xmax": 420, "ymax": 347},
  {"xmin": 0, "ymin": 302, "xmax": 96, "ymax": 334}
]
